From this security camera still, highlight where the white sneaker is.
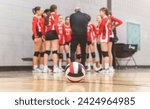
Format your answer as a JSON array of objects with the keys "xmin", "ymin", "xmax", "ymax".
[
  {"xmin": 109, "ymin": 67, "xmax": 115, "ymax": 73},
  {"xmin": 59, "ymin": 67, "xmax": 64, "ymax": 72},
  {"xmin": 43, "ymin": 66, "xmax": 49, "ymax": 73},
  {"xmin": 99, "ymin": 68, "xmax": 105, "ymax": 73},
  {"xmin": 104, "ymin": 68, "xmax": 110, "ymax": 73},
  {"xmin": 86, "ymin": 65, "xmax": 91, "ymax": 72},
  {"xmin": 32, "ymin": 68, "xmax": 42, "ymax": 73},
  {"xmin": 39, "ymin": 65, "xmax": 44, "ymax": 70},
  {"xmin": 53, "ymin": 66, "xmax": 61, "ymax": 73},
  {"xmin": 93, "ymin": 64, "xmax": 100, "ymax": 72}
]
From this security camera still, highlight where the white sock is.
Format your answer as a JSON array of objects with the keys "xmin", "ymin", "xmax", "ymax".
[
  {"xmin": 105, "ymin": 63, "xmax": 109, "ymax": 70},
  {"xmin": 33, "ymin": 65, "xmax": 38, "ymax": 70}
]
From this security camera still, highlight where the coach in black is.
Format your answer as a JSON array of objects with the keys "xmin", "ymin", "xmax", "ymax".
[{"xmin": 70, "ymin": 7, "xmax": 90, "ymax": 66}]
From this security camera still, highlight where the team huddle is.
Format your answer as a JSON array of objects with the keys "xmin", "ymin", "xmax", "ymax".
[{"xmin": 32, "ymin": 4, "xmax": 123, "ymax": 74}]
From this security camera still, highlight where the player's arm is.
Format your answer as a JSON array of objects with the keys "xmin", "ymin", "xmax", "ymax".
[
  {"xmin": 32, "ymin": 17, "xmax": 38, "ymax": 39},
  {"xmin": 111, "ymin": 16, "xmax": 123, "ymax": 27}
]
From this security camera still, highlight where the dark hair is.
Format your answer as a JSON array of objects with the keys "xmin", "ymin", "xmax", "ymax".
[
  {"xmin": 44, "ymin": 9, "xmax": 50, "ymax": 14},
  {"xmin": 50, "ymin": 4, "xmax": 57, "ymax": 12},
  {"xmin": 87, "ymin": 15, "xmax": 91, "ymax": 21},
  {"xmin": 32, "ymin": 6, "xmax": 41, "ymax": 15},
  {"xmin": 100, "ymin": 7, "xmax": 109, "ymax": 16},
  {"xmin": 65, "ymin": 16, "xmax": 70, "ymax": 20},
  {"xmin": 109, "ymin": 11, "xmax": 112, "ymax": 16}
]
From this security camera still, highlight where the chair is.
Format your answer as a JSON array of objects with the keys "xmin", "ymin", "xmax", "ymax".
[{"xmin": 115, "ymin": 43, "xmax": 138, "ymax": 68}]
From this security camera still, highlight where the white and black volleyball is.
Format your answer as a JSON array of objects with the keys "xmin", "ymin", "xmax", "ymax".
[{"xmin": 65, "ymin": 62, "xmax": 86, "ymax": 82}]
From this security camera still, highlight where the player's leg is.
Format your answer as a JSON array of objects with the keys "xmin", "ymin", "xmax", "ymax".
[
  {"xmin": 101, "ymin": 42, "xmax": 109, "ymax": 73},
  {"xmin": 64, "ymin": 42, "xmax": 71, "ymax": 64},
  {"xmin": 76, "ymin": 45, "xmax": 81, "ymax": 62},
  {"xmin": 33, "ymin": 38, "xmax": 42, "ymax": 72},
  {"xmin": 43, "ymin": 40, "xmax": 51, "ymax": 73},
  {"xmin": 90, "ymin": 43, "xmax": 99, "ymax": 71},
  {"xmin": 108, "ymin": 42, "xmax": 115, "ymax": 73},
  {"xmin": 59, "ymin": 45, "xmax": 64, "ymax": 71},
  {"xmin": 86, "ymin": 43, "xmax": 91, "ymax": 71},
  {"xmin": 51, "ymin": 39, "xmax": 60, "ymax": 73}
]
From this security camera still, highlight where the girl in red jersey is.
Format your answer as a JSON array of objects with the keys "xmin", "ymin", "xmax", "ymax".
[
  {"xmin": 99, "ymin": 7, "xmax": 111, "ymax": 73},
  {"xmin": 55, "ymin": 15, "xmax": 65, "ymax": 71},
  {"xmin": 32, "ymin": 6, "xmax": 45, "ymax": 73},
  {"xmin": 108, "ymin": 12, "xmax": 123, "ymax": 73},
  {"xmin": 86, "ymin": 16, "xmax": 98, "ymax": 72},
  {"xmin": 93, "ymin": 15, "xmax": 103, "ymax": 71},
  {"xmin": 64, "ymin": 16, "xmax": 72, "ymax": 64},
  {"xmin": 39, "ymin": 9, "xmax": 50, "ymax": 71},
  {"xmin": 43, "ymin": 4, "xmax": 61, "ymax": 73}
]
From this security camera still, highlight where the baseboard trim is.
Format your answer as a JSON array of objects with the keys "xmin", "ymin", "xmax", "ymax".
[{"xmin": 0, "ymin": 65, "xmax": 150, "ymax": 71}]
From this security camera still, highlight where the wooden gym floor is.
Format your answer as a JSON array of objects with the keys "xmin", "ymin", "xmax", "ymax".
[{"xmin": 0, "ymin": 68, "xmax": 150, "ymax": 92}]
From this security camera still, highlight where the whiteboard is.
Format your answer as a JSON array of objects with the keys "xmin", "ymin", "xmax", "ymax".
[{"xmin": 127, "ymin": 22, "xmax": 141, "ymax": 50}]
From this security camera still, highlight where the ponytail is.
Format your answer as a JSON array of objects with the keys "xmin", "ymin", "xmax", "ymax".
[{"xmin": 32, "ymin": 6, "xmax": 41, "ymax": 15}]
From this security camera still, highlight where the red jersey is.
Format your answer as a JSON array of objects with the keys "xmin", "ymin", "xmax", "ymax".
[
  {"xmin": 63, "ymin": 24, "xmax": 72, "ymax": 43},
  {"xmin": 55, "ymin": 23, "xmax": 64, "ymax": 45},
  {"xmin": 32, "ymin": 16, "xmax": 45, "ymax": 38},
  {"xmin": 46, "ymin": 12, "xmax": 58, "ymax": 32},
  {"xmin": 87, "ymin": 23, "xmax": 95, "ymax": 42},
  {"xmin": 93, "ymin": 24, "xmax": 100, "ymax": 39},
  {"xmin": 110, "ymin": 16, "xmax": 123, "ymax": 27},
  {"xmin": 99, "ymin": 17, "xmax": 111, "ymax": 42}
]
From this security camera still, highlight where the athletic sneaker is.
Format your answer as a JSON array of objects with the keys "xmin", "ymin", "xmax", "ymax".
[
  {"xmin": 43, "ymin": 66, "xmax": 49, "ymax": 73},
  {"xmin": 104, "ymin": 68, "xmax": 110, "ymax": 73},
  {"xmin": 109, "ymin": 67, "xmax": 115, "ymax": 73},
  {"xmin": 86, "ymin": 64, "xmax": 91, "ymax": 72},
  {"xmin": 32, "ymin": 68, "xmax": 42, "ymax": 73},
  {"xmin": 39, "ymin": 65, "xmax": 44, "ymax": 70},
  {"xmin": 93, "ymin": 64, "xmax": 98, "ymax": 71},
  {"xmin": 59, "ymin": 67, "xmax": 65, "ymax": 72},
  {"xmin": 53, "ymin": 66, "xmax": 61, "ymax": 73}
]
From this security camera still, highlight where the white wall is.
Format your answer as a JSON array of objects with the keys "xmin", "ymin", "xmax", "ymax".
[
  {"xmin": 0, "ymin": 0, "xmax": 106, "ymax": 66},
  {"xmin": 2, "ymin": 0, "xmax": 149, "ymax": 66},
  {"xmin": 112, "ymin": 0, "xmax": 150, "ymax": 65}
]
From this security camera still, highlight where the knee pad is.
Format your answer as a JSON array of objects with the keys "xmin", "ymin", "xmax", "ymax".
[
  {"xmin": 45, "ymin": 50, "xmax": 50, "ymax": 55},
  {"xmin": 66, "ymin": 53, "xmax": 70, "ymax": 58},
  {"xmin": 86, "ymin": 53, "xmax": 89, "ymax": 59},
  {"xmin": 91, "ymin": 52, "xmax": 96, "ymax": 58},
  {"xmin": 76, "ymin": 54, "xmax": 81, "ymax": 59},
  {"xmin": 52, "ymin": 50, "xmax": 58, "ymax": 55},
  {"xmin": 102, "ymin": 51, "xmax": 108, "ymax": 57},
  {"xmin": 34, "ymin": 51, "xmax": 40, "ymax": 57},
  {"xmin": 40, "ymin": 52, "xmax": 44, "ymax": 57},
  {"xmin": 59, "ymin": 53, "xmax": 63, "ymax": 59}
]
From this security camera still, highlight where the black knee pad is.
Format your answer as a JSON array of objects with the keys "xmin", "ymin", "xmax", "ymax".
[
  {"xmin": 102, "ymin": 51, "xmax": 108, "ymax": 57},
  {"xmin": 76, "ymin": 54, "xmax": 81, "ymax": 59},
  {"xmin": 45, "ymin": 50, "xmax": 50, "ymax": 55},
  {"xmin": 34, "ymin": 51, "xmax": 40, "ymax": 57},
  {"xmin": 40, "ymin": 52, "xmax": 44, "ymax": 57},
  {"xmin": 52, "ymin": 50, "xmax": 58, "ymax": 55},
  {"xmin": 91, "ymin": 52, "xmax": 96, "ymax": 58},
  {"xmin": 59, "ymin": 53, "xmax": 63, "ymax": 59},
  {"xmin": 66, "ymin": 53, "xmax": 70, "ymax": 58},
  {"xmin": 86, "ymin": 53, "xmax": 89, "ymax": 59}
]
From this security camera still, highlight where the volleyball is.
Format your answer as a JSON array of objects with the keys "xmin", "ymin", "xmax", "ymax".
[{"xmin": 65, "ymin": 62, "xmax": 86, "ymax": 82}]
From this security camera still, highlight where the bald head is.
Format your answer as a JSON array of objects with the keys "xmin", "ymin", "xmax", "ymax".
[{"xmin": 75, "ymin": 7, "xmax": 81, "ymax": 13}]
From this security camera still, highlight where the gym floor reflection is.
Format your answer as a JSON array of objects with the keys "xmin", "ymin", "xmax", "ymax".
[{"xmin": 0, "ymin": 68, "xmax": 150, "ymax": 92}]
